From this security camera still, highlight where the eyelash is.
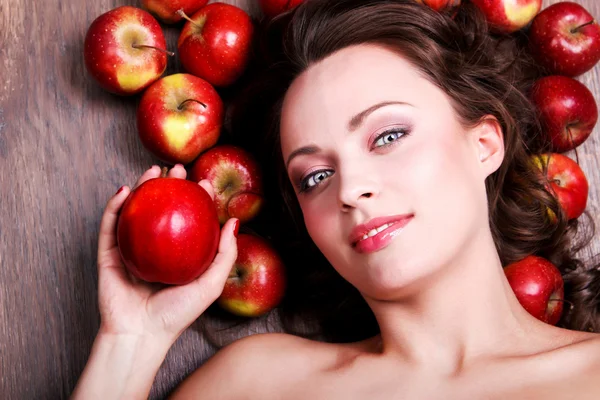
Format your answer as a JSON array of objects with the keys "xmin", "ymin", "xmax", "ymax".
[{"xmin": 297, "ymin": 127, "xmax": 410, "ymax": 193}]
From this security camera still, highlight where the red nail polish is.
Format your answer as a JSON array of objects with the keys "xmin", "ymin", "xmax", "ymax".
[
  {"xmin": 233, "ymin": 220, "xmax": 240, "ymax": 238},
  {"xmin": 116, "ymin": 186, "xmax": 125, "ymax": 195}
]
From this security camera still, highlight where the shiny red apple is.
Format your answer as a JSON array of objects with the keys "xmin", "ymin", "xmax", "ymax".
[
  {"xmin": 259, "ymin": 0, "xmax": 305, "ymax": 19},
  {"xmin": 177, "ymin": 3, "xmax": 254, "ymax": 87},
  {"xmin": 531, "ymin": 153, "xmax": 589, "ymax": 220},
  {"xmin": 529, "ymin": 2, "xmax": 600, "ymax": 77},
  {"xmin": 218, "ymin": 234, "xmax": 286, "ymax": 317},
  {"xmin": 470, "ymin": 0, "xmax": 541, "ymax": 34},
  {"xmin": 136, "ymin": 73, "xmax": 224, "ymax": 165},
  {"xmin": 416, "ymin": 0, "xmax": 461, "ymax": 13},
  {"xmin": 141, "ymin": 0, "xmax": 208, "ymax": 24},
  {"xmin": 504, "ymin": 255, "xmax": 564, "ymax": 325},
  {"xmin": 530, "ymin": 75, "xmax": 598, "ymax": 153},
  {"xmin": 189, "ymin": 145, "xmax": 263, "ymax": 225},
  {"xmin": 84, "ymin": 6, "xmax": 170, "ymax": 95},
  {"xmin": 117, "ymin": 177, "xmax": 220, "ymax": 285}
]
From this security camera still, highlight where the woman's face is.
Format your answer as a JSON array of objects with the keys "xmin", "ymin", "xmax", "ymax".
[{"xmin": 280, "ymin": 43, "xmax": 500, "ymax": 299}]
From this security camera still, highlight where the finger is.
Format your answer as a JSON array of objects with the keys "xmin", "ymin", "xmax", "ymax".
[
  {"xmin": 172, "ymin": 218, "xmax": 239, "ymax": 320},
  {"xmin": 133, "ymin": 165, "xmax": 161, "ymax": 189},
  {"xmin": 198, "ymin": 179, "xmax": 215, "ymax": 201},
  {"xmin": 98, "ymin": 186, "xmax": 131, "ymax": 259},
  {"xmin": 194, "ymin": 218, "xmax": 239, "ymax": 299},
  {"xmin": 167, "ymin": 164, "xmax": 187, "ymax": 179}
]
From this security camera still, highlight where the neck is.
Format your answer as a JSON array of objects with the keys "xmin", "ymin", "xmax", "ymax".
[{"xmin": 364, "ymin": 227, "xmax": 551, "ymax": 376}]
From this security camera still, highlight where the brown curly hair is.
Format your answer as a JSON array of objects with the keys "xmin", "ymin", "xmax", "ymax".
[{"xmin": 205, "ymin": 0, "xmax": 600, "ymax": 345}]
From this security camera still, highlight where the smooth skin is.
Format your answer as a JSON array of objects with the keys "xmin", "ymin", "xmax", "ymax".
[{"xmin": 73, "ymin": 44, "xmax": 600, "ymax": 400}]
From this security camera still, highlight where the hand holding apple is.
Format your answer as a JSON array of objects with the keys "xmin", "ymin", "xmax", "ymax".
[
  {"xmin": 218, "ymin": 234, "xmax": 286, "ymax": 317},
  {"xmin": 141, "ymin": 0, "xmax": 208, "ymax": 24},
  {"xmin": 117, "ymin": 174, "xmax": 220, "ymax": 285},
  {"xmin": 177, "ymin": 3, "xmax": 254, "ymax": 87},
  {"xmin": 189, "ymin": 145, "xmax": 264, "ymax": 225},
  {"xmin": 530, "ymin": 75, "xmax": 598, "ymax": 153},
  {"xmin": 531, "ymin": 153, "xmax": 589, "ymax": 221},
  {"xmin": 84, "ymin": 6, "xmax": 172, "ymax": 95},
  {"xmin": 529, "ymin": 2, "xmax": 600, "ymax": 77},
  {"xmin": 136, "ymin": 73, "xmax": 224, "ymax": 165},
  {"xmin": 504, "ymin": 255, "xmax": 565, "ymax": 325},
  {"xmin": 470, "ymin": 0, "xmax": 541, "ymax": 34}
]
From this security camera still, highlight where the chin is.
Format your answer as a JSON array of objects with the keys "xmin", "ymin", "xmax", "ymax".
[{"xmin": 354, "ymin": 260, "xmax": 422, "ymax": 299}]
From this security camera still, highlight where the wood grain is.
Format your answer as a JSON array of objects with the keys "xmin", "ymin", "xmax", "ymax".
[{"xmin": 0, "ymin": 0, "xmax": 598, "ymax": 399}]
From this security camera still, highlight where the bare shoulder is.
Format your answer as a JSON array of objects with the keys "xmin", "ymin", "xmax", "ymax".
[
  {"xmin": 533, "ymin": 331, "xmax": 600, "ymax": 395},
  {"xmin": 169, "ymin": 332, "xmax": 341, "ymax": 400}
]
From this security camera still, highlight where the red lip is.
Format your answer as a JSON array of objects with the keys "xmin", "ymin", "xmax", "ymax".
[{"xmin": 349, "ymin": 214, "xmax": 414, "ymax": 247}]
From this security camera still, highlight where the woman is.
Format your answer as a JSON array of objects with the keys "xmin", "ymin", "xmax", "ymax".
[{"xmin": 72, "ymin": 0, "xmax": 600, "ymax": 398}]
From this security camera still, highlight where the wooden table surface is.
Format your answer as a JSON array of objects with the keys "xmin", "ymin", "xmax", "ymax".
[{"xmin": 1, "ymin": 0, "xmax": 599, "ymax": 398}]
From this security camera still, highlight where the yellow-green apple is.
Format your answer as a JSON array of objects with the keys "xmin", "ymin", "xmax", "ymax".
[
  {"xmin": 415, "ymin": 0, "xmax": 461, "ymax": 13},
  {"xmin": 84, "ymin": 6, "xmax": 172, "ymax": 95},
  {"xmin": 530, "ymin": 75, "xmax": 598, "ymax": 153},
  {"xmin": 218, "ymin": 234, "xmax": 286, "ymax": 317},
  {"xmin": 531, "ymin": 153, "xmax": 589, "ymax": 220},
  {"xmin": 529, "ymin": 2, "xmax": 600, "ymax": 77},
  {"xmin": 177, "ymin": 3, "xmax": 254, "ymax": 87},
  {"xmin": 259, "ymin": 0, "xmax": 305, "ymax": 19},
  {"xmin": 470, "ymin": 0, "xmax": 541, "ymax": 34},
  {"xmin": 136, "ymin": 73, "xmax": 224, "ymax": 165},
  {"xmin": 189, "ymin": 145, "xmax": 263, "ymax": 225},
  {"xmin": 141, "ymin": 0, "xmax": 208, "ymax": 24},
  {"xmin": 504, "ymin": 255, "xmax": 565, "ymax": 325},
  {"xmin": 117, "ymin": 177, "xmax": 220, "ymax": 285}
]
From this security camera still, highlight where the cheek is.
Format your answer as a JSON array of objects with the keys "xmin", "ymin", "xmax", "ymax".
[
  {"xmin": 410, "ymin": 133, "xmax": 484, "ymax": 234},
  {"xmin": 300, "ymin": 196, "xmax": 339, "ymax": 251}
]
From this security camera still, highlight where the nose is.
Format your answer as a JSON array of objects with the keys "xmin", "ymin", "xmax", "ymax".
[{"xmin": 337, "ymin": 165, "xmax": 379, "ymax": 212}]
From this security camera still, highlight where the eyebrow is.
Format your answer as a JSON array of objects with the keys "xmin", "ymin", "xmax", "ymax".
[{"xmin": 285, "ymin": 100, "xmax": 413, "ymax": 169}]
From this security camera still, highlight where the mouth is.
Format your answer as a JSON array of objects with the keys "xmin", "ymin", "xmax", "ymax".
[{"xmin": 349, "ymin": 214, "xmax": 414, "ymax": 248}]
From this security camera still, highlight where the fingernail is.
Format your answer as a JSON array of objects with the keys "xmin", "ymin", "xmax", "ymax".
[
  {"xmin": 175, "ymin": 163, "xmax": 183, "ymax": 169},
  {"xmin": 233, "ymin": 219, "xmax": 240, "ymax": 238},
  {"xmin": 116, "ymin": 186, "xmax": 125, "ymax": 195}
]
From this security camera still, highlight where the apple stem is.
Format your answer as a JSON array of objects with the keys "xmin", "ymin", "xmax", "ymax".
[
  {"xmin": 571, "ymin": 20, "xmax": 596, "ymax": 34},
  {"xmin": 228, "ymin": 266, "xmax": 241, "ymax": 279},
  {"xmin": 549, "ymin": 298, "xmax": 575, "ymax": 310},
  {"xmin": 131, "ymin": 44, "xmax": 175, "ymax": 57},
  {"xmin": 161, "ymin": 167, "xmax": 168, "ymax": 178},
  {"xmin": 177, "ymin": 99, "xmax": 207, "ymax": 111},
  {"xmin": 566, "ymin": 126, "xmax": 581, "ymax": 165},
  {"xmin": 176, "ymin": 9, "xmax": 198, "ymax": 26}
]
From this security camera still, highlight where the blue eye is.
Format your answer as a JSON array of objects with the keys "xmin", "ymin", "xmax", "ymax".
[
  {"xmin": 373, "ymin": 128, "xmax": 407, "ymax": 148},
  {"xmin": 299, "ymin": 169, "xmax": 334, "ymax": 193},
  {"xmin": 297, "ymin": 127, "xmax": 409, "ymax": 194}
]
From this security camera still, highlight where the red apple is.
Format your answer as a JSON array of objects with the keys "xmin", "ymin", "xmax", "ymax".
[
  {"xmin": 117, "ymin": 177, "xmax": 220, "ymax": 285},
  {"xmin": 189, "ymin": 145, "xmax": 263, "ymax": 225},
  {"xmin": 531, "ymin": 153, "xmax": 589, "ymax": 220},
  {"xmin": 470, "ymin": 0, "xmax": 541, "ymax": 34},
  {"xmin": 529, "ymin": 2, "xmax": 600, "ymax": 77},
  {"xmin": 177, "ymin": 3, "xmax": 254, "ymax": 87},
  {"xmin": 136, "ymin": 73, "xmax": 224, "ymax": 165},
  {"xmin": 141, "ymin": 0, "xmax": 208, "ymax": 24},
  {"xmin": 504, "ymin": 255, "xmax": 564, "ymax": 325},
  {"xmin": 530, "ymin": 75, "xmax": 598, "ymax": 153},
  {"xmin": 84, "ymin": 6, "xmax": 171, "ymax": 95},
  {"xmin": 415, "ymin": 0, "xmax": 461, "ymax": 13},
  {"xmin": 259, "ymin": 0, "xmax": 305, "ymax": 19},
  {"xmin": 218, "ymin": 234, "xmax": 286, "ymax": 317}
]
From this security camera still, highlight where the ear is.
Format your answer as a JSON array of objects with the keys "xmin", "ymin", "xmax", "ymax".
[{"xmin": 470, "ymin": 116, "xmax": 504, "ymax": 178}]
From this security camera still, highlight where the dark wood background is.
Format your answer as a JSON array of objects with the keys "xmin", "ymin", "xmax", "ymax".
[{"xmin": 1, "ymin": 0, "xmax": 598, "ymax": 398}]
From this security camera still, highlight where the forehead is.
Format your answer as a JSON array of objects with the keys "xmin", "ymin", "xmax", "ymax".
[{"xmin": 280, "ymin": 43, "xmax": 443, "ymax": 154}]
